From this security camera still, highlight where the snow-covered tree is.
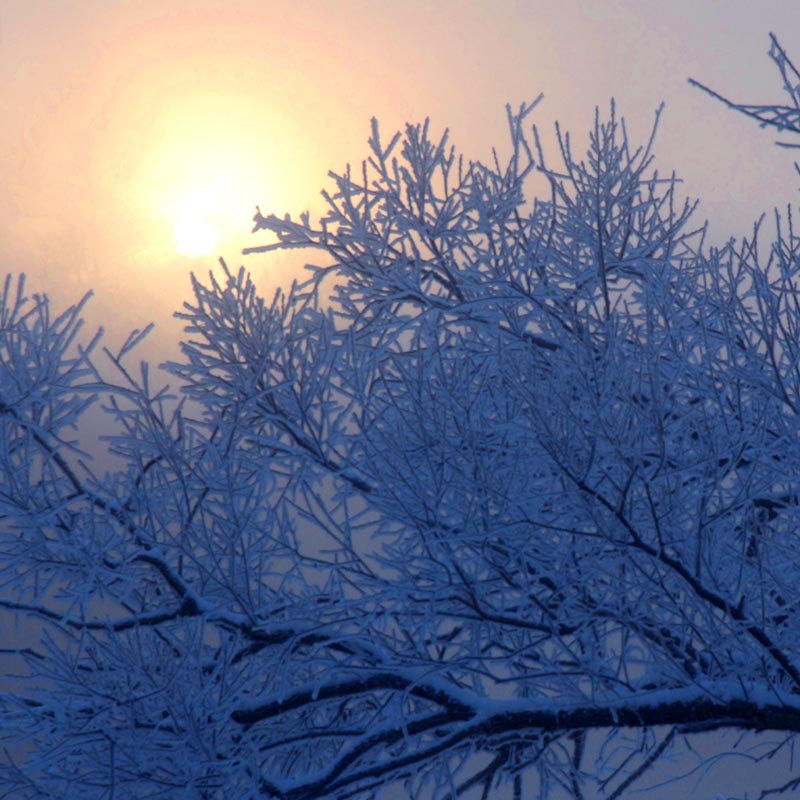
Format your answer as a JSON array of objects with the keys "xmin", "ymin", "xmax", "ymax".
[{"xmin": 3, "ymin": 39, "xmax": 800, "ymax": 800}]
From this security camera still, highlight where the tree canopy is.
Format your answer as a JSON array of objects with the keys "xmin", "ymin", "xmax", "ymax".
[{"xmin": 3, "ymin": 37, "xmax": 800, "ymax": 800}]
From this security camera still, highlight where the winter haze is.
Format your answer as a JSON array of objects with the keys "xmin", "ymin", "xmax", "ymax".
[{"xmin": 2, "ymin": 0, "xmax": 800, "ymax": 344}]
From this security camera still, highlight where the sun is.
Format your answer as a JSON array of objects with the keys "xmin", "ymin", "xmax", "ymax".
[
  {"xmin": 139, "ymin": 93, "xmax": 316, "ymax": 265},
  {"xmin": 149, "ymin": 118, "xmax": 273, "ymax": 261},
  {"xmin": 173, "ymin": 212, "xmax": 220, "ymax": 258},
  {"xmin": 166, "ymin": 171, "xmax": 235, "ymax": 260}
]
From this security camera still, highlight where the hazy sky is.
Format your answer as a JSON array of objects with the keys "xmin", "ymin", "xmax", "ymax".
[{"xmin": 3, "ymin": 0, "xmax": 800, "ymax": 355}]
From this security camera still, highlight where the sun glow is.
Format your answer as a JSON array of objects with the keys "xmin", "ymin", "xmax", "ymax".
[
  {"xmin": 165, "ymin": 163, "xmax": 255, "ymax": 259},
  {"xmin": 142, "ymin": 97, "xmax": 285, "ymax": 261},
  {"xmin": 173, "ymin": 211, "xmax": 220, "ymax": 258},
  {"xmin": 121, "ymin": 85, "xmax": 323, "ymax": 271},
  {"xmin": 167, "ymin": 170, "xmax": 235, "ymax": 258}
]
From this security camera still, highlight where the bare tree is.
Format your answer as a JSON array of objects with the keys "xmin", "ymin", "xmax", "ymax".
[{"xmin": 3, "ymin": 46, "xmax": 800, "ymax": 798}]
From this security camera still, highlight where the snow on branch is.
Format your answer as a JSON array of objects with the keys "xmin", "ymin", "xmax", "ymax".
[{"xmin": 6, "ymin": 55, "xmax": 800, "ymax": 799}]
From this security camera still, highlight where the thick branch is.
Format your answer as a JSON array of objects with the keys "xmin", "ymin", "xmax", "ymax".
[
  {"xmin": 265, "ymin": 689, "xmax": 800, "ymax": 800},
  {"xmin": 232, "ymin": 671, "xmax": 473, "ymax": 727}
]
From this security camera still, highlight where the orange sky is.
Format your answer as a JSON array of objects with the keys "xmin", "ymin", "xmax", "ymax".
[{"xmin": 2, "ymin": 0, "xmax": 800, "ymax": 359}]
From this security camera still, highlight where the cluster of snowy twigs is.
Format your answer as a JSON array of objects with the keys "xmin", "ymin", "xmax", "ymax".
[{"xmin": 3, "ymin": 36, "xmax": 800, "ymax": 800}]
